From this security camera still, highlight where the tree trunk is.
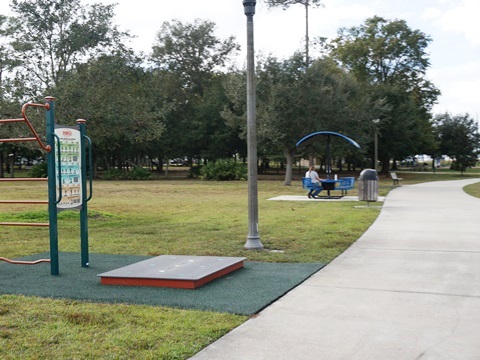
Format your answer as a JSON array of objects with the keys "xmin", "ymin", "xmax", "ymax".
[
  {"xmin": 157, "ymin": 157, "xmax": 164, "ymax": 172},
  {"xmin": 93, "ymin": 158, "xmax": 98, "ymax": 178},
  {"xmin": 117, "ymin": 156, "xmax": 123, "ymax": 171},
  {"xmin": 380, "ymin": 156, "xmax": 390, "ymax": 174},
  {"xmin": 9, "ymin": 153, "xmax": 14, "ymax": 178},
  {"xmin": 0, "ymin": 153, "xmax": 3, "ymax": 178},
  {"xmin": 283, "ymin": 146, "xmax": 295, "ymax": 186},
  {"xmin": 304, "ymin": 1, "xmax": 309, "ymax": 66},
  {"xmin": 391, "ymin": 159, "xmax": 398, "ymax": 170}
]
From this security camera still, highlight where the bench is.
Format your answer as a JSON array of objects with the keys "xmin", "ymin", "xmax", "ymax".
[
  {"xmin": 335, "ymin": 177, "xmax": 355, "ymax": 196},
  {"xmin": 302, "ymin": 177, "xmax": 312, "ymax": 190},
  {"xmin": 301, "ymin": 177, "xmax": 323, "ymax": 197},
  {"xmin": 303, "ymin": 177, "xmax": 354, "ymax": 198},
  {"xmin": 390, "ymin": 172, "xmax": 403, "ymax": 185}
]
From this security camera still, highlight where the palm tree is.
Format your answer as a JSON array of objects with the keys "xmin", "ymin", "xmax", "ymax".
[{"xmin": 264, "ymin": 0, "xmax": 323, "ymax": 66}]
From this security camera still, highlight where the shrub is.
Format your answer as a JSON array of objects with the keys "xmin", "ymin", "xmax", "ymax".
[
  {"xmin": 188, "ymin": 165, "xmax": 202, "ymax": 178},
  {"xmin": 103, "ymin": 169, "xmax": 126, "ymax": 180},
  {"xmin": 200, "ymin": 159, "xmax": 247, "ymax": 181},
  {"xmin": 103, "ymin": 167, "xmax": 152, "ymax": 180},
  {"xmin": 130, "ymin": 167, "xmax": 153, "ymax": 180},
  {"xmin": 28, "ymin": 162, "xmax": 48, "ymax": 178}
]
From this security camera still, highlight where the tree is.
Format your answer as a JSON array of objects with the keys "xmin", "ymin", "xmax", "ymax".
[
  {"xmin": 0, "ymin": 15, "xmax": 22, "ymax": 94},
  {"xmin": 329, "ymin": 16, "xmax": 440, "ymax": 172},
  {"xmin": 151, "ymin": 19, "xmax": 239, "ymax": 97},
  {"xmin": 223, "ymin": 54, "xmax": 363, "ymax": 185},
  {"xmin": 1, "ymin": 11, "xmax": 41, "ymax": 177},
  {"xmin": 189, "ymin": 74, "xmax": 247, "ymax": 161},
  {"xmin": 150, "ymin": 19, "xmax": 241, "ymax": 164},
  {"xmin": 6, "ymin": 0, "xmax": 130, "ymax": 95},
  {"xmin": 255, "ymin": 54, "xmax": 313, "ymax": 185},
  {"xmin": 264, "ymin": 0, "xmax": 323, "ymax": 65},
  {"xmin": 154, "ymin": 72, "xmax": 246, "ymax": 166},
  {"xmin": 434, "ymin": 113, "xmax": 479, "ymax": 174},
  {"xmin": 54, "ymin": 53, "xmax": 169, "ymax": 173}
]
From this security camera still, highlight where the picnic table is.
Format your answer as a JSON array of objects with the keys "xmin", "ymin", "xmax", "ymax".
[
  {"xmin": 302, "ymin": 177, "xmax": 356, "ymax": 199},
  {"xmin": 321, "ymin": 180, "xmax": 339, "ymax": 198}
]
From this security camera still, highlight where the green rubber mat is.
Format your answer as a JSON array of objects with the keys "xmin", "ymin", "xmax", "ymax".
[{"xmin": 0, "ymin": 253, "xmax": 325, "ymax": 315}]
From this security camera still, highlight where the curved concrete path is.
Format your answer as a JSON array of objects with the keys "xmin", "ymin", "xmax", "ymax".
[{"xmin": 192, "ymin": 179, "xmax": 480, "ymax": 360}]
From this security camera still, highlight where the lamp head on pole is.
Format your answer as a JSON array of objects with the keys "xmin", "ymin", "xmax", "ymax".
[{"xmin": 243, "ymin": 0, "xmax": 256, "ymax": 16}]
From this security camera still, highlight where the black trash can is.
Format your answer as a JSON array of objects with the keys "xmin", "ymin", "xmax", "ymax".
[{"xmin": 358, "ymin": 169, "xmax": 379, "ymax": 202}]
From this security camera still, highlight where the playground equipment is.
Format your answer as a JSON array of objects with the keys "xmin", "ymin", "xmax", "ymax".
[{"xmin": 0, "ymin": 97, "xmax": 92, "ymax": 275}]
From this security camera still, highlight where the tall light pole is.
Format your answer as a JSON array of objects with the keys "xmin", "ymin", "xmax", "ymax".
[
  {"xmin": 373, "ymin": 119, "xmax": 380, "ymax": 172},
  {"xmin": 243, "ymin": 0, "xmax": 263, "ymax": 250}
]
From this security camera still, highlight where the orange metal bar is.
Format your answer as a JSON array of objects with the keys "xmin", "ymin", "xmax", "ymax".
[
  {"xmin": 0, "ymin": 200, "xmax": 48, "ymax": 204},
  {"xmin": 21, "ymin": 102, "xmax": 51, "ymax": 152},
  {"xmin": 0, "ymin": 101, "xmax": 54, "ymax": 269},
  {"xmin": 0, "ymin": 257, "xmax": 50, "ymax": 265},
  {"xmin": 0, "ymin": 137, "xmax": 37, "ymax": 143},
  {"xmin": 0, "ymin": 178, "xmax": 48, "ymax": 181},
  {"xmin": 0, "ymin": 222, "xmax": 49, "ymax": 227},
  {"xmin": 0, "ymin": 118, "xmax": 24, "ymax": 123},
  {"xmin": 0, "ymin": 102, "xmax": 50, "ymax": 151}
]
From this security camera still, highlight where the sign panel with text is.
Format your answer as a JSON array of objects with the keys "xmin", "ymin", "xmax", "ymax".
[{"xmin": 55, "ymin": 126, "xmax": 82, "ymax": 210}]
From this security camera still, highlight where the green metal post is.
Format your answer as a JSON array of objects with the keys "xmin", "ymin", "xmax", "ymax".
[
  {"xmin": 45, "ymin": 96, "xmax": 59, "ymax": 275},
  {"xmin": 77, "ymin": 119, "xmax": 89, "ymax": 267}
]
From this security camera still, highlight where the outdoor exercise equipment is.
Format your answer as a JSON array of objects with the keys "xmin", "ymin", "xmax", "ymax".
[
  {"xmin": 0, "ymin": 97, "xmax": 92, "ymax": 275},
  {"xmin": 296, "ymin": 131, "xmax": 361, "ymax": 179},
  {"xmin": 98, "ymin": 255, "xmax": 246, "ymax": 289}
]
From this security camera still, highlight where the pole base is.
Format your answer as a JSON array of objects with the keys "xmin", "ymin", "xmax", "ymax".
[{"xmin": 244, "ymin": 237, "xmax": 264, "ymax": 250}]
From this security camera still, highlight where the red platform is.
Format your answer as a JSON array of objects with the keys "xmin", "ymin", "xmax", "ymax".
[{"xmin": 97, "ymin": 255, "xmax": 246, "ymax": 289}]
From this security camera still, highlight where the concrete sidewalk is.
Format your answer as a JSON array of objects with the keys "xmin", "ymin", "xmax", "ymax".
[{"xmin": 192, "ymin": 179, "xmax": 480, "ymax": 360}]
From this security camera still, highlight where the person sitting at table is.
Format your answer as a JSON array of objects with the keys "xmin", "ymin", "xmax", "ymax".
[{"xmin": 305, "ymin": 166, "xmax": 324, "ymax": 199}]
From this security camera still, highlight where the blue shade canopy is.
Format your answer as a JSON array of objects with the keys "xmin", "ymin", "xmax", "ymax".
[
  {"xmin": 296, "ymin": 131, "xmax": 360, "ymax": 179},
  {"xmin": 296, "ymin": 131, "xmax": 361, "ymax": 149}
]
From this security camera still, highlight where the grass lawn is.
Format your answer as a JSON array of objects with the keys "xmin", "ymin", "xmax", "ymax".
[{"xmin": 1, "ymin": 170, "xmax": 480, "ymax": 359}]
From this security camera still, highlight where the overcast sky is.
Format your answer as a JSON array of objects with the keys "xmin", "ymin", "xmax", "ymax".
[{"xmin": 1, "ymin": 0, "xmax": 478, "ymax": 120}]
